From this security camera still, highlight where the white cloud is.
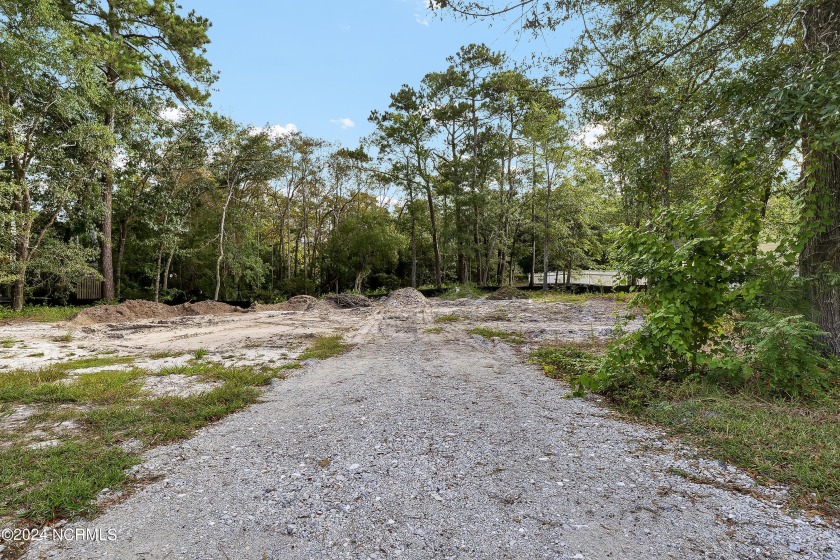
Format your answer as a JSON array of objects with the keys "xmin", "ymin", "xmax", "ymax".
[
  {"xmin": 330, "ymin": 117, "xmax": 355, "ymax": 130},
  {"xmin": 255, "ymin": 123, "xmax": 299, "ymax": 138},
  {"xmin": 575, "ymin": 124, "xmax": 606, "ymax": 149},
  {"xmin": 160, "ymin": 106, "xmax": 185, "ymax": 122}
]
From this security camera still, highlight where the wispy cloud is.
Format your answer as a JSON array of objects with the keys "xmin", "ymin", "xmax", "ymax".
[
  {"xmin": 330, "ymin": 117, "xmax": 356, "ymax": 130},
  {"xmin": 414, "ymin": 0, "xmax": 438, "ymax": 26}
]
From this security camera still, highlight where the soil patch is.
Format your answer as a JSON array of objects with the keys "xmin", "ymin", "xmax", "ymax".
[
  {"xmin": 70, "ymin": 300, "xmax": 181, "ymax": 326},
  {"xmin": 487, "ymin": 285, "xmax": 529, "ymax": 300},
  {"xmin": 70, "ymin": 300, "xmax": 244, "ymax": 325},
  {"xmin": 251, "ymin": 295, "xmax": 318, "ymax": 312},
  {"xmin": 326, "ymin": 293, "xmax": 372, "ymax": 309},
  {"xmin": 175, "ymin": 301, "xmax": 244, "ymax": 316},
  {"xmin": 385, "ymin": 287, "xmax": 427, "ymax": 308}
]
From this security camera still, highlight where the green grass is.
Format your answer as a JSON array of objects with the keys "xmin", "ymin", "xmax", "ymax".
[
  {"xmin": 1, "ymin": 339, "xmax": 18, "ymax": 348},
  {"xmin": 529, "ymin": 291, "xmax": 637, "ymax": 304},
  {"xmin": 0, "ymin": 442, "xmax": 137, "ymax": 521},
  {"xmin": 53, "ymin": 355, "xmax": 136, "ymax": 372},
  {"xmin": 531, "ymin": 342, "xmax": 605, "ymax": 384},
  {"xmin": 435, "ymin": 314, "xmax": 460, "ymax": 323},
  {"xmin": 423, "ymin": 326, "xmax": 444, "ymax": 334},
  {"xmin": 437, "ymin": 284, "xmax": 485, "ymax": 300},
  {"xmin": 0, "ymin": 360, "xmax": 283, "ymax": 525},
  {"xmin": 276, "ymin": 362, "xmax": 303, "ymax": 371},
  {"xmin": 192, "ymin": 348, "xmax": 208, "ymax": 360},
  {"xmin": 51, "ymin": 332, "xmax": 75, "ymax": 343},
  {"xmin": 0, "ymin": 305, "xmax": 86, "ymax": 323},
  {"xmin": 468, "ymin": 327, "xmax": 525, "ymax": 343},
  {"xmin": 297, "ymin": 335, "xmax": 348, "ymax": 360},
  {"xmin": 530, "ymin": 342, "xmax": 840, "ymax": 518},
  {"xmin": 149, "ymin": 351, "xmax": 182, "ymax": 360}
]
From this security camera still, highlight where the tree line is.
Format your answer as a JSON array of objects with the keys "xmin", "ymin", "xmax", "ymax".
[{"xmin": 2, "ymin": 1, "xmax": 617, "ymax": 310}]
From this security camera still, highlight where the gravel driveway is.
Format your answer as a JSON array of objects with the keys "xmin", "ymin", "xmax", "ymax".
[{"xmin": 25, "ymin": 306, "xmax": 838, "ymax": 560}]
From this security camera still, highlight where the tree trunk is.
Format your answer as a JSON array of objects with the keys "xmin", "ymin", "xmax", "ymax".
[
  {"xmin": 115, "ymin": 216, "xmax": 130, "ymax": 300},
  {"xmin": 153, "ymin": 242, "xmax": 163, "ymax": 303},
  {"xmin": 162, "ymin": 244, "xmax": 175, "ymax": 293},
  {"xmin": 215, "ymin": 186, "xmax": 234, "ymax": 301},
  {"xmin": 11, "ymin": 182, "xmax": 31, "ymax": 311},
  {"xmin": 799, "ymin": 0, "xmax": 840, "ymax": 355},
  {"xmin": 542, "ymin": 153, "xmax": 552, "ymax": 291}
]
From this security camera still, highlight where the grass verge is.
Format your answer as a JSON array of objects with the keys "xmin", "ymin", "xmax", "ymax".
[
  {"xmin": 0, "ymin": 360, "xmax": 282, "ymax": 528},
  {"xmin": 0, "ymin": 305, "xmax": 86, "ymax": 323},
  {"xmin": 531, "ymin": 342, "xmax": 840, "ymax": 519}
]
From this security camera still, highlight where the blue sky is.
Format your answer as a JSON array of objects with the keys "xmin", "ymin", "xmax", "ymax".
[{"xmin": 178, "ymin": 1, "xmax": 571, "ymax": 147}]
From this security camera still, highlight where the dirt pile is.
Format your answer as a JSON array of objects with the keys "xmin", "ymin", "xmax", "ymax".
[
  {"xmin": 176, "ymin": 301, "xmax": 244, "ymax": 316},
  {"xmin": 70, "ymin": 300, "xmax": 181, "ymax": 325},
  {"xmin": 70, "ymin": 299, "xmax": 244, "ymax": 325},
  {"xmin": 487, "ymin": 286, "xmax": 529, "ymax": 300},
  {"xmin": 326, "ymin": 293, "xmax": 372, "ymax": 309},
  {"xmin": 251, "ymin": 295, "xmax": 318, "ymax": 312},
  {"xmin": 384, "ymin": 288, "xmax": 427, "ymax": 308}
]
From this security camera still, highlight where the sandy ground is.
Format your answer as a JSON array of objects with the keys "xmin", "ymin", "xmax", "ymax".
[{"xmin": 2, "ymin": 297, "xmax": 837, "ymax": 559}]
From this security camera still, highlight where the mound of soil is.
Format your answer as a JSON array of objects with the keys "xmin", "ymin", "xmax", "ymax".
[
  {"xmin": 385, "ymin": 288, "xmax": 427, "ymax": 308},
  {"xmin": 326, "ymin": 293, "xmax": 372, "ymax": 309},
  {"xmin": 70, "ymin": 300, "xmax": 181, "ymax": 325},
  {"xmin": 486, "ymin": 286, "xmax": 529, "ymax": 301},
  {"xmin": 176, "ymin": 301, "xmax": 244, "ymax": 316},
  {"xmin": 251, "ymin": 295, "xmax": 318, "ymax": 312},
  {"xmin": 70, "ymin": 299, "xmax": 244, "ymax": 325}
]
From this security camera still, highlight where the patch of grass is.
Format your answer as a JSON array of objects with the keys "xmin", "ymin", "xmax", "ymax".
[
  {"xmin": 297, "ymin": 335, "xmax": 348, "ymax": 361},
  {"xmin": 531, "ymin": 342, "xmax": 606, "ymax": 383},
  {"xmin": 423, "ymin": 326, "xmax": 444, "ymax": 334},
  {"xmin": 192, "ymin": 348, "xmax": 208, "ymax": 360},
  {"xmin": 0, "ymin": 441, "xmax": 137, "ymax": 521},
  {"xmin": 0, "ymin": 305, "xmax": 86, "ymax": 323},
  {"xmin": 468, "ymin": 327, "xmax": 524, "ymax": 343},
  {"xmin": 276, "ymin": 362, "xmax": 302, "ymax": 371},
  {"xmin": 53, "ymin": 355, "xmax": 136, "ymax": 372},
  {"xmin": 530, "ymin": 291, "xmax": 638, "ymax": 304},
  {"xmin": 0, "ymin": 368, "xmax": 69, "ymax": 403},
  {"xmin": 634, "ymin": 383, "xmax": 840, "ymax": 518},
  {"xmin": 480, "ymin": 309, "xmax": 509, "ymax": 322},
  {"xmin": 435, "ymin": 314, "xmax": 460, "ymax": 323},
  {"xmin": 1, "ymin": 339, "xmax": 18, "ymax": 349},
  {"xmin": 149, "ymin": 351, "xmax": 181, "ymax": 360},
  {"xmin": 25, "ymin": 352, "xmax": 45, "ymax": 358},
  {"xmin": 0, "ymin": 361, "xmax": 283, "ymax": 526},
  {"xmin": 50, "ymin": 332, "xmax": 74, "ymax": 343}
]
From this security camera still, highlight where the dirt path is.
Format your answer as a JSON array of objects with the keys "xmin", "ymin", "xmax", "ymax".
[{"xmin": 24, "ymin": 305, "xmax": 838, "ymax": 560}]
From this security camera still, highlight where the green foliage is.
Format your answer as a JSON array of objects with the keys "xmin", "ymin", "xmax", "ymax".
[
  {"xmin": 735, "ymin": 310, "xmax": 832, "ymax": 399},
  {"xmin": 322, "ymin": 208, "xmax": 405, "ymax": 292},
  {"xmin": 0, "ymin": 305, "xmax": 86, "ymax": 323},
  {"xmin": 597, "ymin": 204, "xmax": 757, "ymax": 385},
  {"xmin": 530, "ymin": 343, "xmax": 604, "ymax": 396}
]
